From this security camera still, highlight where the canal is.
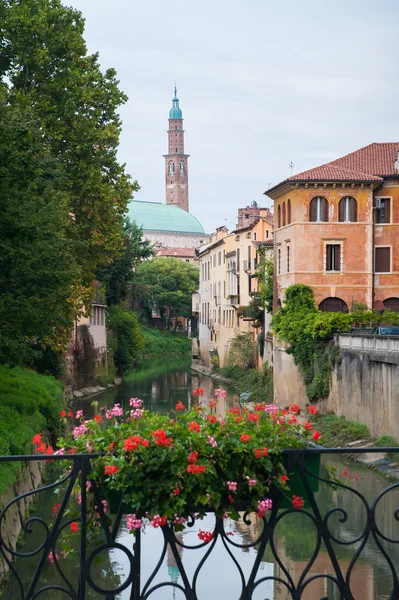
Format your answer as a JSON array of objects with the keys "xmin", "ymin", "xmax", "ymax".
[{"xmin": 4, "ymin": 357, "xmax": 399, "ymax": 599}]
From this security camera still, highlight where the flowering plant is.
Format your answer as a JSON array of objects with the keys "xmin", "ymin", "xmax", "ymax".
[{"xmin": 53, "ymin": 394, "xmax": 321, "ymax": 533}]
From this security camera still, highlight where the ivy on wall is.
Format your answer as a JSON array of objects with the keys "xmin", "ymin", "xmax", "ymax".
[{"xmin": 272, "ymin": 284, "xmax": 399, "ymax": 401}]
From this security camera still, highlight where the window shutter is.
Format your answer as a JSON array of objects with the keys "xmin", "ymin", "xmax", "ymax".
[
  {"xmin": 309, "ymin": 199, "xmax": 317, "ymax": 222},
  {"xmin": 338, "ymin": 199, "xmax": 345, "ymax": 222},
  {"xmin": 236, "ymin": 249, "xmax": 240, "ymax": 272},
  {"xmin": 350, "ymin": 197, "xmax": 357, "ymax": 222},
  {"xmin": 326, "ymin": 245, "xmax": 332, "ymax": 270},
  {"xmin": 321, "ymin": 198, "xmax": 329, "ymax": 222},
  {"xmin": 287, "ymin": 199, "xmax": 291, "ymax": 224},
  {"xmin": 375, "ymin": 247, "xmax": 390, "ymax": 273},
  {"xmin": 334, "ymin": 246, "xmax": 341, "ymax": 271},
  {"xmin": 385, "ymin": 199, "xmax": 391, "ymax": 223},
  {"xmin": 282, "ymin": 203, "xmax": 286, "ymax": 226}
]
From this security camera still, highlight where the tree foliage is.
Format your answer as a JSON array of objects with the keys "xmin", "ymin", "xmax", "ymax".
[
  {"xmin": 1, "ymin": 0, "xmax": 137, "ymax": 286},
  {"xmin": 255, "ymin": 246, "xmax": 274, "ymax": 314},
  {"xmin": 96, "ymin": 219, "xmax": 153, "ymax": 306},
  {"xmin": 107, "ymin": 307, "xmax": 146, "ymax": 375},
  {"xmin": 0, "ymin": 86, "xmax": 82, "ymax": 368},
  {"xmin": 136, "ymin": 259, "xmax": 199, "ymax": 329}
]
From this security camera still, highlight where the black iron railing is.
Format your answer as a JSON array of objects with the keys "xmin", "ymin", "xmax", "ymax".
[{"xmin": 1, "ymin": 448, "xmax": 399, "ymax": 599}]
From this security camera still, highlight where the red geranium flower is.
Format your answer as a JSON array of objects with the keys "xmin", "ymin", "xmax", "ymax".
[
  {"xmin": 104, "ymin": 465, "xmax": 119, "ymax": 475},
  {"xmin": 70, "ymin": 521, "xmax": 79, "ymax": 533},
  {"xmin": 188, "ymin": 421, "xmax": 201, "ymax": 433},
  {"xmin": 187, "ymin": 451, "xmax": 198, "ymax": 463},
  {"xmin": 94, "ymin": 415, "xmax": 103, "ymax": 423},
  {"xmin": 304, "ymin": 421, "xmax": 313, "ymax": 431},
  {"xmin": 192, "ymin": 387, "xmax": 205, "ymax": 397},
  {"xmin": 292, "ymin": 495, "xmax": 305, "ymax": 509},
  {"xmin": 206, "ymin": 415, "xmax": 217, "ymax": 424},
  {"xmin": 176, "ymin": 401, "xmax": 185, "ymax": 411},
  {"xmin": 254, "ymin": 403, "xmax": 265, "ymax": 411},
  {"xmin": 307, "ymin": 405, "xmax": 318, "ymax": 415},
  {"xmin": 289, "ymin": 404, "xmax": 300, "ymax": 414},
  {"xmin": 248, "ymin": 413, "xmax": 259, "ymax": 422},
  {"xmin": 312, "ymin": 430, "xmax": 321, "ymax": 442},
  {"xmin": 254, "ymin": 447, "xmax": 268, "ymax": 458},
  {"xmin": 235, "ymin": 416, "xmax": 244, "ymax": 423},
  {"xmin": 32, "ymin": 434, "xmax": 42, "ymax": 445},
  {"xmin": 186, "ymin": 464, "xmax": 206, "ymax": 474},
  {"xmin": 280, "ymin": 475, "xmax": 289, "ymax": 483},
  {"xmin": 109, "ymin": 442, "xmax": 115, "ymax": 451},
  {"xmin": 240, "ymin": 434, "xmax": 251, "ymax": 443},
  {"xmin": 52, "ymin": 503, "xmax": 61, "ymax": 515},
  {"xmin": 60, "ymin": 411, "xmax": 66, "ymax": 418},
  {"xmin": 68, "ymin": 411, "xmax": 73, "ymax": 418}
]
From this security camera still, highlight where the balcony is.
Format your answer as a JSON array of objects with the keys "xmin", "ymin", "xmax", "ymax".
[
  {"xmin": 227, "ymin": 294, "xmax": 240, "ymax": 306},
  {"xmin": 3, "ymin": 448, "xmax": 399, "ymax": 599}
]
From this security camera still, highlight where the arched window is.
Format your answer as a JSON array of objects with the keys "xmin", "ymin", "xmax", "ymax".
[
  {"xmin": 383, "ymin": 298, "xmax": 399, "ymax": 313},
  {"xmin": 287, "ymin": 199, "xmax": 291, "ymax": 224},
  {"xmin": 169, "ymin": 161, "xmax": 175, "ymax": 174},
  {"xmin": 179, "ymin": 161, "xmax": 184, "ymax": 175},
  {"xmin": 319, "ymin": 297, "xmax": 349, "ymax": 313},
  {"xmin": 339, "ymin": 196, "xmax": 357, "ymax": 222},
  {"xmin": 175, "ymin": 125, "xmax": 177, "ymax": 129},
  {"xmin": 282, "ymin": 202, "xmax": 286, "ymax": 227},
  {"xmin": 277, "ymin": 205, "xmax": 281, "ymax": 228},
  {"xmin": 309, "ymin": 197, "xmax": 328, "ymax": 222}
]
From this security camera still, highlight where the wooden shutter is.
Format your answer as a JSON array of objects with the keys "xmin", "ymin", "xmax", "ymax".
[
  {"xmin": 326, "ymin": 245, "xmax": 332, "ymax": 270},
  {"xmin": 236, "ymin": 249, "xmax": 240, "ymax": 272},
  {"xmin": 384, "ymin": 199, "xmax": 391, "ymax": 223},
  {"xmin": 287, "ymin": 199, "xmax": 291, "ymax": 224},
  {"xmin": 309, "ymin": 198, "xmax": 317, "ymax": 222},
  {"xmin": 282, "ymin": 202, "xmax": 286, "ymax": 226},
  {"xmin": 334, "ymin": 245, "xmax": 341, "ymax": 271},
  {"xmin": 321, "ymin": 197, "xmax": 329, "ymax": 222},
  {"xmin": 375, "ymin": 247, "xmax": 390, "ymax": 273},
  {"xmin": 338, "ymin": 198, "xmax": 345, "ymax": 222},
  {"xmin": 278, "ymin": 205, "xmax": 281, "ymax": 228},
  {"xmin": 350, "ymin": 197, "xmax": 357, "ymax": 222}
]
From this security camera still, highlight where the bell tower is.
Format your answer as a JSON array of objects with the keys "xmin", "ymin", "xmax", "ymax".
[{"xmin": 163, "ymin": 87, "xmax": 190, "ymax": 212}]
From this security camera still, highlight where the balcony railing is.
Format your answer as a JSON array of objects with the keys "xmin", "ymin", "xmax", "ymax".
[
  {"xmin": 2, "ymin": 448, "xmax": 399, "ymax": 599},
  {"xmin": 227, "ymin": 294, "xmax": 240, "ymax": 306}
]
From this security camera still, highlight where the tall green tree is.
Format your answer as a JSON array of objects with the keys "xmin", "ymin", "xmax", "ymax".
[
  {"xmin": 0, "ymin": 86, "xmax": 81, "ymax": 368},
  {"xmin": 1, "ymin": 0, "xmax": 137, "ymax": 287},
  {"xmin": 136, "ymin": 259, "xmax": 199, "ymax": 329},
  {"xmin": 96, "ymin": 219, "xmax": 153, "ymax": 306}
]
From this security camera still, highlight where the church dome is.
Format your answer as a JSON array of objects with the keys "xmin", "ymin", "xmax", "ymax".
[
  {"xmin": 128, "ymin": 201, "xmax": 205, "ymax": 234},
  {"xmin": 169, "ymin": 87, "xmax": 182, "ymax": 120}
]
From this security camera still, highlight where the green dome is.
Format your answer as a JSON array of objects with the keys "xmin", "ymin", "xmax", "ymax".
[
  {"xmin": 128, "ymin": 201, "xmax": 205, "ymax": 234},
  {"xmin": 169, "ymin": 86, "xmax": 182, "ymax": 120}
]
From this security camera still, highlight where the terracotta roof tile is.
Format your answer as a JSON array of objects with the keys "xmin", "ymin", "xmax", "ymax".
[
  {"xmin": 156, "ymin": 247, "xmax": 196, "ymax": 258},
  {"xmin": 287, "ymin": 142, "xmax": 399, "ymax": 184}
]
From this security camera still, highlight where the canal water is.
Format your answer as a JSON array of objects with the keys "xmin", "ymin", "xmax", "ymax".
[{"xmin": 5, "ymin": 357, "xmax": 399, "ymax": 599}]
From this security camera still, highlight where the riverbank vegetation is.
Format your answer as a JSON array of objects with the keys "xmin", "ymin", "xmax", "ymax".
[
  {"xmin": 310, "ymin": 414, "xmax": 371, "ymax": 447},
  {"xmin": 0, "ymin": 367, "xmax": 64, "ymax": 495},
  {"xmin": 142, "ymin": 328, "xmax": 192, "ymax": 356},
  {"xmin": 273, "ymin": 284, "xmax": 399, "ymax": 402}
]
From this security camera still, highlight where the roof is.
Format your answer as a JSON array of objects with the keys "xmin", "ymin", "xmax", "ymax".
[
  {"xmin": 266, "ymin": 142, "xmax": 399, "ymax": 194},
  {"xmin": 128, "ymin": 201, "xmax": 205, "ymax": 234},
  {"xmin": 169, "ymin": 87, "xmax": 183, "ymax": 120},
  {"xmin": 156, "ymin": 247, "xmax": 196, "ymax": 258}
]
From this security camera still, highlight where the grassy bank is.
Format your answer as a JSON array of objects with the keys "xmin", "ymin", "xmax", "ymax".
[
  {"xmin": 142, "ymin": 327, "xmax": 191, "ymax": 356},
  {"xmin": 0, "ymin": 366, "xmax": 64, "ymax": 495},
  {"xmin": 218, "ymin": 363, "xmax": 273, "ymax": 403}
]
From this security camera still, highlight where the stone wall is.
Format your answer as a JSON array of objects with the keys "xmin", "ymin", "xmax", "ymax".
[
  {"xmin": 273, "ymin": 334, "xmax": 399, "ymax": 438},
  {"xmin": 0, "ymin": 461, "xmax": 44, "ymax": 579}
]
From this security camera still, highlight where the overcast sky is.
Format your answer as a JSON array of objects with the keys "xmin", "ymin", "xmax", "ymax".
[{"xmin": 68, "ymin": 0, "xmax": 399, "ymax": 233}]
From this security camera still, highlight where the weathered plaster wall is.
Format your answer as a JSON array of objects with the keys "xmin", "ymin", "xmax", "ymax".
[{"xmin": 274, "ymin": 335, "xmax": 399, "ymax": 438}]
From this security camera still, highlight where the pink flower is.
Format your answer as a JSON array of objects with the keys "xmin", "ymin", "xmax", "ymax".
[
  {"xmin": 129, "ymin": 398, "xmax": 143, "ymax": 408},
  {"xmin": 48, "ymin": 551, "xmax": 59, "ymax": 564},
  {"xmin": 264, "ymin": 404, "xmax": 279, "ymax": 415},
  {"xmin": 54, "ymin": 448, "xmax": 65, "ymax": 456},
  {"xmin": 126, "ymin": 514, "xmax": 143, "ymax": 530},
  {"xmin": 73, "ymin": 424, "xmax": 88, "ymax": 439},
  {"xmin": 214, "ymin": 389, "xmax": 226, "ymax": 398},
  {"xmin": 248, "ymin": 479, "xmax": 257, "ymax": 487},
  {"xmin": 130, "ymin": 409, "xmax": 144, "ymax": 419},
  {"xmin": 172, "ymin": 515, "xmax": 187, "ymax": 525},
  {"xmin": 207, "ymin": 435, "xmax": 217, "ymax": 447},
  {"xmin": 75, "ymin": 410, "xmax": 84, "ymax": 419},
  {"xmin": 106, "ymin": 404, "xmax": 124, "ymax": 419},
  {"xmin": 219, "ymin": 418, "xmax": 226, "ymax": 426},
  {"xmin": 227, "ymin": 481, "xmax": 237, "ymax": 491},
  {"xmin": 257, "ymin": 498, "xmax": 273, "ymax": 516}
]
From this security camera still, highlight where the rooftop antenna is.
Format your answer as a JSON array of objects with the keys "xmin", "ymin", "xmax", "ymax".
[{"xmin": 289, "ymin": 161, "xmax": 294, "ymax": 176}]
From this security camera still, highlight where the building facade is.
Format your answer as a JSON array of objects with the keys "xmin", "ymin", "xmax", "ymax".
[
  {"xmin": 266, "ymin": 142, "xmax": 399, "ymax": 312},
  {"xmin": 196, "ymin": 206, "xmax": 274, "ymax": 367}
]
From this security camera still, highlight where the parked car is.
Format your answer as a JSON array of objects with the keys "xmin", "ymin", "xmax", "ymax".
[{"xmin": 373, "ymin": 326, "xmax": 399, "ymax": 336}]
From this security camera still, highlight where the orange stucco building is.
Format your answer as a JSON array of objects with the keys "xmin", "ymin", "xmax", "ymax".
[{"xmin": 266, "ymin": 143, "xmax": 399, "ymax": 312}]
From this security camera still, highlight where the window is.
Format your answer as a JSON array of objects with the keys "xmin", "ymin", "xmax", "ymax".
[
  {"xmin": 375, "ymin": 198, "xmax": 391, "ymax": 224},
  {"xmin": 282, "ymin": 202, "xmax": 286, "ymax": 226},
  {"xmin": 168, "ymin": 161, "xmax": 175, "ymax": 174},
  {"xmin": 326, "ymin": 244, "xmax": 341, "ymax": 272},
  {"xmin": 253, "ymin": 232, "xmax": 257, "ymax": 241},
  {"xmin": 339, "ymin": 196, "xmax": 357, "ymax": 222},
  {"xmin": 287, "ymin": 246, "xmax": 290, "ymax": 273},
  {"xmin": 266, "ymin": 230, "xmax": 269, "ymax": 239},
  {"xmin": 175, "ymin": 147, "xmax": 178, "ymax": 153},
  {"xmin": 223, "ymin": 250, "xmax": 226, "ymax": 264},
  {"xmin": 375, "ymin": 247, "xmax": 391, "ymax": 272},
  {"xmin": 310, "ymin": 196, "xmax": 328, "ymax": 222},
  {"xmin": 218, "ymin": 251, "xmax": 221, "ymax": 266},
  {"xmin": 236, "ymin": 248, "xmax": 240, "ymax": 272},
  {"xmin": 277, "ymin": 205, "xmax": 281, "ymax": 228},
  {"xmin": 287, "ymin": 199, "xmax": 291, "ymax": 224},
  {"xmin": 384, "ymin": 298, "xmax": 399, "ymax": 312},
  {"xmin": 319, "ymin": 297, "xmax": 348, "ymax": 313},
  {"xmin": 179, "ymin": 161, "xmax": 184, "ymax": 175},
  {"xmin": 248, "ymin": 274, "xmax": 252, "ymax": 294},
  {"xmin": 278, "ymin": 248, "xmax": 281, "ymax": 274}
]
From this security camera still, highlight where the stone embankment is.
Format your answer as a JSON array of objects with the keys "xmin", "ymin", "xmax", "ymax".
[
  {"xmin": 65, "ymin": 377, "xmax": 122, "ymax": 400},
  {"xmin": 0, "ymin": 461, "xmax": 44, "ymax": 579},
  {"xmin": 191, "ymin": 360, "xmax": 232, "ymax": 384}
]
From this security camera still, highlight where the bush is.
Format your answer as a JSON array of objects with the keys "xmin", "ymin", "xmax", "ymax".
[
  {"xmin": 374, "ymin": 435, "xmax": 399, "ymax": 461},
  {"xmin": 0, "ymin": 366, "xmax": 64, "ymax": 496},
  {"xmin": 312, "ymin": 414, "xmax": 371, "ymax": 447},
  {"xmin": 219, "ymin": 363, "xmax": 273, "ymax": 404},
  {"xmin": 227, "ymin": 333, "xmax": 258, "ymax": 369},
  {"xmin": 142, "ymin": 327, "xmax": 191, "ymax": 356},
  {"xmin": 107, "ymin": 308, "xmax": 146, "ymax": 375}
]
